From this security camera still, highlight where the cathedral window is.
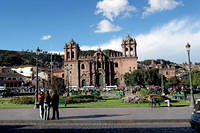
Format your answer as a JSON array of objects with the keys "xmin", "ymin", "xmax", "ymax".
[
  {"xmin": 97, "ymin": 61, "xmax": 101, "ymax": 68},
  {"xmin": 130, "ymin": 48, "xmax": 133, "ymax": 55},
  {"xmin": 71, "ymin": 51, "xmax": 74, "ymax": 59},
  {"xmin": 125, "ymin": 48, "xmax": 128, "ymax": 56},
  {"xmin": 129, "ymin": 67, "xmax": 131, "ymax": 72},
  {"xmin": 67, "ymin": 52, "xmax": 70, "ymax": 58},
  {"xmin": 115, "ymin": 62, "xmax": 118, "ymax": 68},
  {"xmin": 81, "ymin": 64, "xmax": 85, "ymax": 69}
]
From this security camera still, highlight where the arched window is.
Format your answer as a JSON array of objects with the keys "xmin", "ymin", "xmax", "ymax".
[
  {"xmin": 81, "ymin": 64, "xmax": 85, "ymax": 69},
  {"xmin": 71, "ymin": 51, "xmax": 74, "ymax": 59},
  {"xmin": 97, "ymin": 61, "xmax": 101, "ymax": 68},
  {"xmin": 115, "ymin": 62, "xmax": 118, "ymax": 68},
  {"xmin": 130, "ymin": 48, "xmax": 133, "ymax": 55},
  {"xmin": 125, "ymin": 48, "xmax": 128, "ymax": 56},
  {"xmin": 67, "ymin": 52, "xmax": 70, "ymax": 58},
  {"xmin": 129, "ymin": 67, "xmax": 131, "ymax": 72}
]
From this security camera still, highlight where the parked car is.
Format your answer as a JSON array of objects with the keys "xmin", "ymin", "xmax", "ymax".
[{"xmin": 190, "ymin": 99, "xmax": 200, "ymax": 132}]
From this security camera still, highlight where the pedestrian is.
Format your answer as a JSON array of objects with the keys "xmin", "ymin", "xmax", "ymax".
[
  {"xmin": 38, "ymin": 90, "xmax": 44, "ymax": 119},
  {"xmin": 44, "ymin": 90, "xmax": 51, "ymax": 120},
  {"xmin": 51, "ymin": 90, "xmax": 59, "ymax": 120}
]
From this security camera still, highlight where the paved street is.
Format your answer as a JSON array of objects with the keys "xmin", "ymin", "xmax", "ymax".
[
  {"xmin": 0, "ymin": 107, "xmax": 196, "ymax": 133},
  {"xmin": 0, "ymin": 107, "xmax": 193, "ymax": 120},
  {"xmin": 0, "ymin": 122, "xmax": 195, "ymax": 133}
]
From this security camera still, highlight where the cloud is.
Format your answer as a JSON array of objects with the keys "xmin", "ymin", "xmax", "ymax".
[
  {"xmin": 95, "ymin": 19, "xmax": 122, "ymax": 33},
  {"xmin": 95, "ymin": 0, "xmax": 137, "ymax": 21},
  {"xmin": 136, "ymin": 18, "xmax": 200, "ymax": 63},
  {"xmin": 48, "ymin": 51, "xmax": 64, "ymax": 55},
  {"xmin": 40, "ymin": 35, "xmax": 52, "ymax": 40},
  {"xmin": 83, "ymin": 18, "xmax": 200, "ymax": 63},
  {"xmin": 143, "ymin": 0, "xmax": 183, "ymax": 16},
  {"xmin": 81, "ymin": 37, "xmax": 122, "ymax": 51}
]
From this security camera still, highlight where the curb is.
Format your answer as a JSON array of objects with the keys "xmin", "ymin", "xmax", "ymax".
[{"xmin": 0, "ymin": 119, "xmax": 190, "ymax": 125}]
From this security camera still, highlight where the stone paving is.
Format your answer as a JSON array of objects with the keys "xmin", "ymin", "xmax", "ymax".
[
  {"xmin": 0, "ymin": 107, "xmax": 196, "ymax": 133},
  {"xmin": 0, "ymin": 107, "xmax": 193, "ymax": 121}
]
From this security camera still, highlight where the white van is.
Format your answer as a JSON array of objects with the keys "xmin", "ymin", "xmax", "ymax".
[
  {"xmin": 80, "ymin": 86, "xmax": 95, "ymax": 91},
  {"xmin": 103, "ymin": 85, "xmax": 117, "ymax": 91},
  {"xmin": 66, "ymin": 86, "xmax": 78, "ymax": 91}
]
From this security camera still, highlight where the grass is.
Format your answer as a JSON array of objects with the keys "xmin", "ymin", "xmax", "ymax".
[
  {"xmin": 0, "ymin": 104, "xmax": 34, "ymax": 109},
  {"xmin": 60, "ymin": 96, "xmax": 190, "ymax": 108},
  {"xmin": 0, "ymin": 96, "xmax": 190, "ymax": 109}
]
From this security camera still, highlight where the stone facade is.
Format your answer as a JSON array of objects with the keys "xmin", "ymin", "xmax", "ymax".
[{"xmin": 64, "ymin": 35, "xmax": 138, "ymax": 87}]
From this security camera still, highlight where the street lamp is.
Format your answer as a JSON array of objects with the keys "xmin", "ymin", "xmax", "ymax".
[
  {"xmin": 35, "ymin": 47, "xmax": 40, "ymax": 109},
  {"xmin": 160, "ymin": 60, "xmax": 165, "ymax": 95},
  {"xmin": 65, "ymin": 65, "xmax": 71, "ymax": 96},
  {"xmin": 186, "ymin": 43, "xmax": 195, "ymax": 107}
]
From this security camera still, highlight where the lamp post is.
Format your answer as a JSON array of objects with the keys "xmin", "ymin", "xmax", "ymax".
[
  {"xmin": 186, "ymin": 43, "xmax": 195, "ymax": 107},
  {"xmin": 35, "ymin": 47, "xmax": 40, "ymax": 109},
  {"xmin": 65, "ymin": 65, "xmax": 71, "ymax": 96},
  {"xmin": 160, "ymin": 60, "xmax": 165, "ymax": 95}
]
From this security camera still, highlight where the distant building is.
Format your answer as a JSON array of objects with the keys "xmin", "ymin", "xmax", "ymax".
[
  {"xmin": 64, "ymin": 35, "xmax": 138, "ymax": 87},
  {"xmin": 160, "ymin": 65, "xmax": 176, "ymax": 79},
  {"xmin": 0, "ymin": 73, "xmax": 24, "ymax": 91}
]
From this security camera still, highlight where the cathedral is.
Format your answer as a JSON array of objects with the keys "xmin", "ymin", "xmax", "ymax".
[{"xmin": 64, "ymin": 35, "xmax": 138, "ymax": 87}]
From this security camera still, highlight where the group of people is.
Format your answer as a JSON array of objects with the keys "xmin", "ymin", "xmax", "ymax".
[{"xmin": 38, "ymin": 89, "xmax": 59, "ymax": 120}]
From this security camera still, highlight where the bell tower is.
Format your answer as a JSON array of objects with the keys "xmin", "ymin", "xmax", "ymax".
[
  {"xmin": 121, "ymin": 35, "xmax": 137, "ymax": 57},
  {"xmin": 64, "ymin": 39, "xmax": 80, "ymax": 61}
]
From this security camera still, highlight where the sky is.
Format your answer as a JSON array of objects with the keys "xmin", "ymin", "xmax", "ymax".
[{"xmin": 0, "ymin": 0, "xmax": 200, "ymax": 64}]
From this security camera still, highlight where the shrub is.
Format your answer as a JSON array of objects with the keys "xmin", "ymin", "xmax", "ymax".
[{"xmin": 9, "ymin": 97, "xmax": 35, "ymax": 104}]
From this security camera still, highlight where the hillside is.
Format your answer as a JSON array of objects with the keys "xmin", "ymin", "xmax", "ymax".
[{"xmin": 0, "ymin": 50, "xmax": 63, "ymax": 67}]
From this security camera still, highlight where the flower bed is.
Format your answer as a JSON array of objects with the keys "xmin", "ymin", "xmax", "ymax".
[
  {"xmin": 63, "ymin": 95, "xmax": 102, "ymax": 104},
  {"xmin": 9, "ymin": 97, "xmax": 35, "ymax": 104}
]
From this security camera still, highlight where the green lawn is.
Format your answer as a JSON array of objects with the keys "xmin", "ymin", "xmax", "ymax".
[
  {"xmin": 60, "ymin": 97, "xmax": 190, "ymax": 108},
  {"xmin": 0, "ymin": 96, "xmax": 190, "ymax": 109}
]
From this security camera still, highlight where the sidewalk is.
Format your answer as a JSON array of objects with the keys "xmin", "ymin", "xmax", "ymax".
[{"xmin": 0, "ymin": 107, "xmax": 193, "ymax": 124}]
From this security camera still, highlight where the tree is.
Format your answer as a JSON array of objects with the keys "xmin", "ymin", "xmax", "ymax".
[
  {"xmin": 166, "ymin": 77, "xmax": 180, "ymax": 88},
  {"xmin": 49, "ymin": 76, "xmax": 65, "ymax": 95},
  {"xmin": 192, "ymin": 71, "xmax": 200, "ymax": 88},
  {"xmin": 124, "ymin": 69, "xmax": 161, "ymax": 87},
  {"xmin": 183, "ymin": 71, "xmax": 200, "ymax": 88}
]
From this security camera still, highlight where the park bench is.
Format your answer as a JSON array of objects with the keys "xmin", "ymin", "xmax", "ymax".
[
  {"xmin": 149, "ymin": 97, "xmax": 162, "ymax": 107},
  {"xmin": 71, "ymin": 91, "xmax": 81, "ymax": 95},
  {"xmin": 91, "ymin": 91, "xmax": 100, "ymax": 96},
  {"xmin": 59, "ymin": 99, "xmax": 67, "ymax": 107},
  {"xmin": 172, "ymin": 93, "xmax": 185, "ymax": 100},
  {"xmin": 116, "ymin": 91, "xmax": 124, "ymax": 97}
]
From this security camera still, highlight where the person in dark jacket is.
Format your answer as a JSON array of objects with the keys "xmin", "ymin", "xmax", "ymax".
[
  {"xmin": 51, "ymin": 90, "xmax": 59, "ymax": 120},
  {"xmin": 44, "ymin": 90, "xmax": 51, "ymax": 120}
]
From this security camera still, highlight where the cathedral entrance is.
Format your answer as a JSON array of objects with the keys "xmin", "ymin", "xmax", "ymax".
[
  {"xmin": 82, "ymin": 79, "xmax": 87, "ymax": 87},
  {"xmin": 96, "ymin": 73, "xmax": 104, "ymax": 87}
]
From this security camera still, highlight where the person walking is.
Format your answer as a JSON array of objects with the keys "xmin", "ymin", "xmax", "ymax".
[
  {"xmin": 51, "ymin": 90, "xmax": 59, "ymax": 120},
  {"xmin": 44, "ymin": 90, "xmax": 51, "ymax": 120},
  {"xmin": 38, "ymin": 90, "xmax": 44, "ymax": 119}
]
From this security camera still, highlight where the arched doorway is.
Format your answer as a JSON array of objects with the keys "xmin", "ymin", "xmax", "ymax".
[
  {"xmin": 82, "ymin": 79, "xmax": 87, "ymax": 87},
  {"xmin": 99, "ymin": 74, "xmax": 104, "ymax": 87},
  {"xmin": 116, "ymin": 78, "xmax": 120, "ymax": 86},
  {"xmin": 96, "ymin": 73, "xmax": 104, "ymax": 87}
]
